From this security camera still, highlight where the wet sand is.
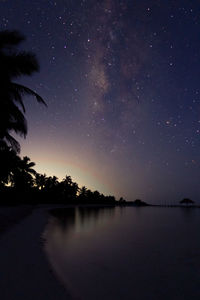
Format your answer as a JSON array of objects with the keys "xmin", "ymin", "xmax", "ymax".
[{"xmin": 0, "ymin": 207, "xmax": 74, "ymax": 300}]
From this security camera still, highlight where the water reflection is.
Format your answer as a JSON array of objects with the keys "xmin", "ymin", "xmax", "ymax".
[
  {"xmin": 43, "ymin": 207, "xmax": 200, "ymax": 300},
  {"xmin": 43, "ymin": 207, "xmax": 117, "ymax": 299},
  {"xmin": 49, "ymin": 208, "xmax": 76, "ymax": 233},
  {"xmin": 48, "ymin": 206, "xmax": 115, "ymax": 234}
]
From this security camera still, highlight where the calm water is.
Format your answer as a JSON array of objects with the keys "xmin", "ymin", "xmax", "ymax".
[{"xmin": 43, "ymin": 206, "xmax": 200, "ymax": 300}]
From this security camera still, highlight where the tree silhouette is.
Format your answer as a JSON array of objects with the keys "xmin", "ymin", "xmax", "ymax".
[
  {"xmin": 11, "ymin": 156, "xmax": 36, "ymax": 191},
  {"xmin": 60, "ymin": 175, "xmax": 79, "ymax": 201},
  {"xmin": 45, "ymin": 176, "xmax": 59, "ymax": 192},
  {"xmin": 0, "ymin": 30, "xmax": 46, "ymax": 152},
  {"xmin": 79, "ymin": 186, "xmax": 87, "ymax": 200},
  {"xmin": 35, "ymin": 173, "xmax": 47, "ymax": 190},
  {"xmin": 0, "ymin": 142, "xmax": 18, "ymax": 187}
]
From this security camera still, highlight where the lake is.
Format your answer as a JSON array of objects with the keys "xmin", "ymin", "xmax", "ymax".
[{"xmin": 43, "ymin": 206, "xmax": 200, "ymax": 300}]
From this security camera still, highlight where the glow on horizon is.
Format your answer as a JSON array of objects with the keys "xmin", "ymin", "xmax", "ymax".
[{"xmin": 21, "ymin": 151, "xmax": 115, "ymax": 197}]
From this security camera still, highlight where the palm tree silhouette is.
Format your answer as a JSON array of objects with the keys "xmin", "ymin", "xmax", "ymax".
[
  {"xmin": 0, "ymin": 142, "xmax": 18, "ymax": 187},
  {"xmin": 60, "ymin": 175, "xmax": 79, "ymax": 200},
  {"xmin": 79, "ymin": 186, "xmax": 87, "ymax": 196},
  {"xmin": 35, "ymin": 173, "xmax": 47, "ymax": 190},
  {"xmin": 0, "ymin": 30, "xmax": 46, "ymax": 152},
  {"xmin": 11, "ymin": 156, "xmax": 36, "ymax": 190},
  {"xmin": 45, "ymin": 175, "xmax": 59, "ymax": 191}
]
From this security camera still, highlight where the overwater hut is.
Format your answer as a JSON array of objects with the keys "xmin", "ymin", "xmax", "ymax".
[{"xmin": 180, "ymin": 198, "xmax": 195, "ymax": 206}]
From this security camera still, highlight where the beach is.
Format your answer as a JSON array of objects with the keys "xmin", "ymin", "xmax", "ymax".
[{"xmin": 0, "ymin": 206, "xmax": 73, "ymax": 300}]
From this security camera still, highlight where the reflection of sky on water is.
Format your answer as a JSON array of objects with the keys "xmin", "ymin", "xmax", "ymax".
[
  {"xmin": 43, "ymin": 207, "xmax": 200, "ymax": 300},
  {"xmin": 45, "ymin": 207, "xmax": 115, "ymax": 236}
]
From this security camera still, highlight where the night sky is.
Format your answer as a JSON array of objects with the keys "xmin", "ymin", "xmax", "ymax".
[{"xmin": 1, "ymin": 0, "xmax": 200, "ymax": 204}]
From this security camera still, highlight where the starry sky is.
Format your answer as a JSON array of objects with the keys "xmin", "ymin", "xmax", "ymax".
[{"xmin": 1, "ymin": 0, "xmax": 200, "ymax": 204}]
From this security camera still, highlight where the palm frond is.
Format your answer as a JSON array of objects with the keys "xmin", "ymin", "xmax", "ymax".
[
  {"xmin": 28, "ymin": 162, "xmax": 36, "ymax": 168},
  {"xmin": 0, "ymin": 30, "xmax": 25, "ymax": 49},
  {"xmin": 28, "ymin": 168, "xmax": 36, "ymax": 175},
  {"xmin": 0, "ymin": 30, "xmax": 47, "ymax": 154},
  {"xmin": 11, "ymin": 83, "xmax": 47, "ymax": 106},
  {"xmin": 5, "ymin": 52, "xmax": 39, "ymax": 78},
  {"xmin": 8, "ymin": 104, "xmax": 27, "ymax": 136},
  {"xmin": 4, "ymin": 134, "xmax": 20, "ymax": 153},
  {"xmin": 9, "ymin": 84, "xmax": 26, "ymax": 112}
]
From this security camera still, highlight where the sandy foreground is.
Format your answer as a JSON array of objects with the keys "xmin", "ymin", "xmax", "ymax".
[{"xmin": 0, "ymin": 206, "xmax": 74, "ymax": 300}]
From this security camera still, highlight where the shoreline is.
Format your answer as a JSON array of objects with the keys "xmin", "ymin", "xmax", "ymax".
[
  {"xmin": 0, "ymin": 207, "xmax": 74, "ymax": 300},
  {"xmin": 0, "ymin": 202, "xmax": 199, "ymax": 235}
]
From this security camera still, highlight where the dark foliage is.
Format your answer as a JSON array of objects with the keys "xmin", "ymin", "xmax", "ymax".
[
  {"xmin": 0, "ymin": 30, "xmax": 46, "ymax": 152},
  {"xmin": 0, "ymin": 145, "xmax": 120, "ymax": 205}
]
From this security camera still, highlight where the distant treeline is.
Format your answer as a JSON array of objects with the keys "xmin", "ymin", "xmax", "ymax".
[{"xmin": 0, "ymin": 143, "xmax": 126, "ymax": 205}]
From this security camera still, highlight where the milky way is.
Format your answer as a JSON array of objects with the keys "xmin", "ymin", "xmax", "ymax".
[{"xmin": 83, "ymin": 1, "xmax": 149, "ymax": 133}]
